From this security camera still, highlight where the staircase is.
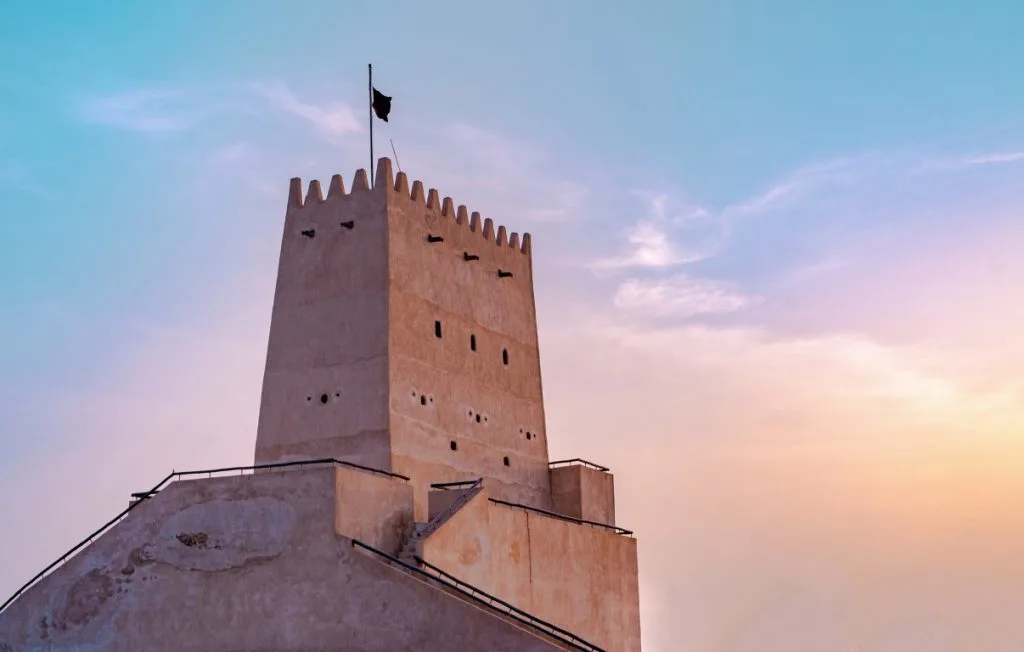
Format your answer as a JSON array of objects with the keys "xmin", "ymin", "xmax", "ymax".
[
  {"xmin": 398, "ymin": 522, "xmax": 429, "ymax": 562},
  {"xmin": 399, "ymin": 479, "xmax": 484, "ymax": 563}
]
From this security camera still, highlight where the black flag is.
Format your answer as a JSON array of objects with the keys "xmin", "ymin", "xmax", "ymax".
[{"xmin": 372, "ymin": 88, "xmax": 391, "ymax": 122}]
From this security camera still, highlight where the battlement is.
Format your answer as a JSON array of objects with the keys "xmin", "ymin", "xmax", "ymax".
[{"xmin": 284, "ymin": 158, "xmax": 532, "ymax": 257}]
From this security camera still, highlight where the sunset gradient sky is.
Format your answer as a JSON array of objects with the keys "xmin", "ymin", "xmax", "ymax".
[{"xmin": 2, "ymin": 2, "xmax": 1024, "ymax": 650}]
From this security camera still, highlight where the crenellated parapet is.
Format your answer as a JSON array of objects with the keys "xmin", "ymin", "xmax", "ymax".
[{"xmin": 283, "ymin": 158, "xmax": 532, "ymax": 262}]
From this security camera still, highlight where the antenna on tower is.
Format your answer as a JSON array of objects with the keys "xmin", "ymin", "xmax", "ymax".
[{"xmin": 390, "ymin": 138, "xmax": 402, "ymax": 173}]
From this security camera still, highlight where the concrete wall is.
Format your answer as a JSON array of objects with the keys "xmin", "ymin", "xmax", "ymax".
[
  {"xmin": 422, "ymin": 489, "xmax": 642, "ymax": 652},
  {"xmin": 254, "ymin": 171, "xmax": 392, "ymax": 470},
  {"xmin": 550, "ymin": 464, "xmax": 616, "ymax": 526},
  {"xmin": 0, "ymin": 467, "xmax": 568, "ymax": 652},
  {"xmin": 383, "ymin": 159, "xmax": 553, "ymax": 518}
]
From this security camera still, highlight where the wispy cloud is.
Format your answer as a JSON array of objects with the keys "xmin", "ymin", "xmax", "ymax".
[
  {"xmin": 958, "ymin": 151, "xmax": 1024, "ymax": 166},
  {"xmin": 589, "ymin": 156, "xmax": 867, "ymax": 276},
  {"xmin": 723, "ymin": 155, "xmax": 869, "ymax": 218},
  {"xmin": 591, "ymin": 221, "xmax": 711, "ymax": 271},
  {"xmin": 613, "ymin": 275, "xmax": 756, "ymax": 319},
  {"xmin": 519, "ymin": 181, "xmax": 590, "ymax": 222},
  {"xmin": 629, "ymin": 189, "xmax": 712, "ymax": 225},
  {"xmin": 568, "ymin": 311, "xmax": 1023, "ymax": 426},
  {"xmin": 783, "ymin": 256, "xmax": 850, "ymax": 283},
  {"xmin": 541, "ymin": 310, "xmax": 1024, "ymax": 651},
  {"xmin": 75, "ymin": 89, "xmax": 207, "ymax": 133},
  {"xmin": 385, "ymin": 121, "xmax": 590, "ymax": 224},
  {"xmin": 249, "ymin": 81, "xmax": 361, "ymax": 138},
  {"xmin": 917, "ymin": 150, "xmax": 1024, "ymax": 172},
  {"xmin": 443, "ymin": 122, "xmax": 532, "ymax": 177},
  {"xmin": 588, "ymin": 187, "xmax": 725, "ymax": 273},
  {"xmin": 195, "ymin": 141, "xmax": 284, "ymax": 202},
  {"xmin": 587, "ymin": 143, "xmax": 1023, "ymax": 285}
]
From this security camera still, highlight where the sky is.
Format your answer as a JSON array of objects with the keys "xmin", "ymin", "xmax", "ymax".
[{"xmin": 2, "ymin": 1, "xmax": 1024, "ymax": 649}]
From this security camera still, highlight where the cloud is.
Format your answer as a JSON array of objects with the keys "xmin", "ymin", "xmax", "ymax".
[
  {"xmin": 193, "ymin": 141, "xmax": 284, "ymax": 201},
  {"xmin": 535, "ymin": 309, "xmax": 1024, "ymax": 652},
  {"xmin": 590, "ymin": 221, "xmax": 709, "ymax": 271},
  {"xmin": 613, "ymin": 275, "xmax": 755, "ymax": 319},
  {"xmin": 629, "ymin": 189, "xmax": 713, "ymax": 225},
  {"xmin": 518, "ymin": 181, "xmax": 590, "ymax": 222},
  {"xmin": 723, "ymin": 155, "xmax": 869, "ymax": 218},
  {"xmin": 589, "ymin": 156, "xmax": 867, "ymax": 275},
  {"xmin": 589, "ymin": 189, "xmax": 723, "ymax": 273},
  {"xmin": 588, "ymin": 142, "xmax": 1024, "ymax": 300},
  {"xmin": 379, "ymin": 121, "xmax": 590, "ymax": 225},
  {"xmin": 75, "ymin": 89, "xmax": 207, "ymax": 133},
  {"xmin": 917, "ymin": 149, "xmax": 1024, "ymax": 172},
  {"xmin": 957, "ymin": 151, "xmax": 1024, "ymax": 166},
  {"xmin": 587, "ymin": 316, "xmax": 1021, "ymax": 422},
  {"xmin": 249, "ymin": 81, "xmax": 361, "ymax": 138},
  {"xmin": 782, "ymin": 255, "xmax": 850, "ymax": 283},
  {"xmin": 443, "ymin": 122, "xmax": 532, "ymax": 177}
]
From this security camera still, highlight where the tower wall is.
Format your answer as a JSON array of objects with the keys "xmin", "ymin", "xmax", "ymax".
[
  {"xmin": 255, "ymin": 160, "xmax": 553, "ymax": 517},
  {"xmin": 381, "ymin": 160, "xmax": 552, "ymax": 516},
  {"xmin": 550, "ymin": 464, "xmax": 617, "ymax": 526},
  {"xmin": 254, "ymin": 170, "xmax": 392, "ymax": 470}
]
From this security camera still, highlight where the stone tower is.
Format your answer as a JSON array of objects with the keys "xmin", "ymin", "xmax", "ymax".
[
  {"xmin": 0, "ymin": 158, "xmax": 641, "ymax": 652},
  {"xmin": 255, "ymin": 158, "xmax": 552, "ymax": 518}
]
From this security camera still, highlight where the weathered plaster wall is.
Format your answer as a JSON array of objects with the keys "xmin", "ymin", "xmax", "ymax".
[
  {"xmin": 334, "ymin": 466, "xmax": 414, "ymax": 556},
  {"xmin": 383, "ymin": 160, "xmax": 553, "ymax": 518},
  {"xmin": 0, "ymin": 467, "xmax": 567, "ymax": 651},
  {"xmin": 422, "ymin": 489, "xmax": 642, "ymax": 652},
  {"xmin": 254, "ymin": 171, "xmax": 392, "ymax": 470},
  {"xmin": 550, "ymin": 464, "xmax": 617, "ymax": 526}
]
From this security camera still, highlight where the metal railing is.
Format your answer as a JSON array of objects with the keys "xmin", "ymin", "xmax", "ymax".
[
  {"xmin": 0, "ymin": 457, "xmax": 407, "ymax": 614},
  {"xmin": 421, "ymin": 478, "xmax": 483, "ymax": 536},
  {"xmin": 351, "ymin": 539, "xmax": 604, "ymax": 651},
  {"xmin": 488, "ymin": 498, "xmax": 633, "ymax": 536},
  {"xmin": 548, "ymin": 458, "xmax": 610, "ymax": 473},
  {"xmin": 400, "ymin": 478, "xmax": 484, "ymax": 560},
  {"xmin": 429, "ymin": 479, "xmax": 483, "ymax": 490},
  {"xmin": 172, "ymin": 457, "xmax": 409, "ymax": 482}
]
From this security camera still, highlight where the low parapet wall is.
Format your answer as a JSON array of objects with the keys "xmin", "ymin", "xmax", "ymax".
[{"xmin": 421, "ymin": 488, "xmax": 641, "ymax": 652}]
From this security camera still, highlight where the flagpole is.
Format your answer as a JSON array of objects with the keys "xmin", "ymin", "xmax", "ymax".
[{"xmin": 368, "ymin": 63, "xmax": 374, "ymax": 187}]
